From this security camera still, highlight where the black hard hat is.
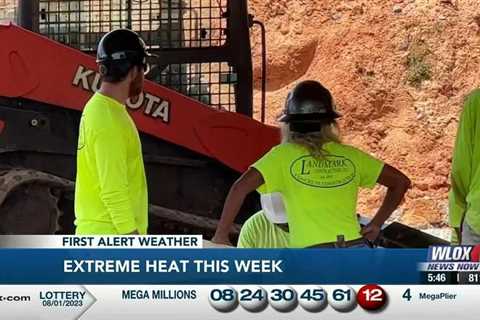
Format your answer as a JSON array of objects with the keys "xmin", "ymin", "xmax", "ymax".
[
  {"xmin": 96, "ymin": 29, "xmax": 151, "ymax": 80},
  {"xmin": 278, "ymin": 80, "xmax": 341, "ymax": 123}
]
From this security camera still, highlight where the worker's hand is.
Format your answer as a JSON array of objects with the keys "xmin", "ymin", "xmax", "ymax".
[
  {"xmin": 211, "ymin": 233, "xmax": 233, "ymax": 247},
  {"xmin": 361, "ymin": 223, "xmax": 381, "ymax": 241}
]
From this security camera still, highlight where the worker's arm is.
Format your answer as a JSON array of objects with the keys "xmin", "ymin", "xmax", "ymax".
[
  {"xmin": 449, "ymin": 94, "xmax": 475, "ymax": 244},
  {"xmin": 212, "ymin": 168, "xmax": 264, "ymax": 246},
  {"xmin": 361, "ymin": 164, "xmax": 411, "ymax": 241},
  {"xmin": 94, "ymin": 130, "xmax": 138, "ymax": 235}
]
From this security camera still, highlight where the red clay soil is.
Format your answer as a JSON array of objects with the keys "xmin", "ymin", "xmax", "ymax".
[{"xmin": 249, "ymin": 0, "xmax": 480, "ymax": 230}]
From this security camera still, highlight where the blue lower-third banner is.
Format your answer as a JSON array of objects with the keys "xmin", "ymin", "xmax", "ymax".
[{"xmin": 0, "ymin": 249, "xmax": 427, "ymax": 284}]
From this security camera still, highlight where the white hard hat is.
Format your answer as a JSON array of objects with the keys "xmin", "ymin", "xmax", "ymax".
[{"xmin": 260, "ymin": 192, "xmax": 288, "ymax": 224}]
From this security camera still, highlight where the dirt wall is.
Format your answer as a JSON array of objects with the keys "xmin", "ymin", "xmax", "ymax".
[{"xmin": 249, "ymin": 0, "xmax": 480, "ymax": 231}]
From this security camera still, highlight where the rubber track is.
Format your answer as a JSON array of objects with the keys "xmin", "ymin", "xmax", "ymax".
[
  {"xmin": 149, "ymin": 204, "xmax": 241, "ymax": 234},
  {"xmin": 0, "ymin": 168, "xmax": 74, "ymax": 206},
  {"xmin": 0, "ymin": 168, "xmax": 240, "ymax": 235}
]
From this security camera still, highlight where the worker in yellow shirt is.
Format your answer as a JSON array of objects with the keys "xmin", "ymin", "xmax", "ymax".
[
  {"xmin": 213, "ymin": 80, "xmax": 411, "ymax": 248},
  {"xmin": 237, "ymin": 211, "xmax": 289, "ymax": 248},
  {"xmin": 237, "ymin": 193, "xmax": 290, "ymax": 248},
  {"xmin": 449, "ymin": 89, "xmax": 480, "ymax": 245},
  {"xmin": 74, "ymin": 29, "xmax": 150, "ymax": 235}
]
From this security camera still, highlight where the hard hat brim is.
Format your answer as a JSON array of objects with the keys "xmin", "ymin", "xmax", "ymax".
[{"xmin": 278, "ymin": 111, "xmax": 342, "ymax": 123}]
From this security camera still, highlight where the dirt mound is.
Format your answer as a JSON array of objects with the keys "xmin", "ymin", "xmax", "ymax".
[{"xmin": 250, "ymin": 0, "xmax": 480, "ymax": 230}]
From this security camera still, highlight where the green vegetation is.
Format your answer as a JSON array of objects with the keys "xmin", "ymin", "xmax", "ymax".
[{"xmin": 406, "ymin": 40, "xmax": 432, "ymax": 87}]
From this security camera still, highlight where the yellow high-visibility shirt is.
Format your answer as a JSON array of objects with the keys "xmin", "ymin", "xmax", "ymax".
[
  {"xmin": 74, "ymin": 92, "xmax": 148, "ymax": 235},
  {"xmin": 449, "ymin": 89, "xmax": 480, "ymax": 235},
  {"xmin": 252, "ymin": 142, "xmax": 384, "ymax": 248},
  {"xmin": 237, "ymin": 211, "xmax": 290, "ymax": 248}
]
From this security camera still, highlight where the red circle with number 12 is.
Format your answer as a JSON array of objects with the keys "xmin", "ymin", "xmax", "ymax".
[{"xmin": 357, "ymin": 284, "xmax": 387, "ymax": 311}]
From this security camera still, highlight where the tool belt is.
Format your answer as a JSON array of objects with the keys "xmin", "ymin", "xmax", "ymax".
[{"xmin": 308, "ymin": 235, "xmax": 371, "ymax": 248}]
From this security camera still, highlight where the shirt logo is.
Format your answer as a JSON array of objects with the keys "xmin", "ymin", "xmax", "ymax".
[{"xmin": 289, "ymin": 155, "xmax": 356, "ymax": 188}]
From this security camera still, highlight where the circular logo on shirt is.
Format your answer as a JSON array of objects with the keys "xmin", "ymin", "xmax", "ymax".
[{"xmin": 289, "ymin": 155, "xmax": 356, "ymax": 188}]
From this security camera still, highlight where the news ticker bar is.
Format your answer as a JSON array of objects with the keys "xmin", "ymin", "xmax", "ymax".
[
  {"xmin": 0, "ymin": 237, "xmax": 478, "ymax": 285},
  {"xmin": 0, "ymin": 285, "xmax": 476, "ymax": 320},
  {"xmin": 0, "ymin": 248, "xmax": 425, "ymax": 284}
]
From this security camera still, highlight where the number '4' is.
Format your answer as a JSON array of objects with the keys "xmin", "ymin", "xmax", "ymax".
[{"xmin": 402, "ymin": 288, "xmax": 412, "ymax": 301}]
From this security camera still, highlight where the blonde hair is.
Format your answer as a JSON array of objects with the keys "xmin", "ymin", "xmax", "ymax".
[{"xmin": 281, "ymin": 121, "xmax": 341, "ymax": 159}]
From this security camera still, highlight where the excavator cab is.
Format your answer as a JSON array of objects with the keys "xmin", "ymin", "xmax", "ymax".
[{"xmin": 17, "ymin": 0, "xmax": 254, "ymax": 115}]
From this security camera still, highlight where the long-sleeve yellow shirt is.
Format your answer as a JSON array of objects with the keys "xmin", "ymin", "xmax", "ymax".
[
  {"xmin": 74, "ymin": 92, "xmax": 148, "ymax": 235},
  {"xmin": 449, "ymin": 89, "xmax": 480, "ymax": 235}
]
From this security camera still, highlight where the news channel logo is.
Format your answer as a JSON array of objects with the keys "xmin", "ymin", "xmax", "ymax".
[
  {"xmin": 427, "ymin": 245, "xmax": 480, "ymax": 262},
  {"xmin": 419, "ymin": 245, "xmax": 480, "ymax": 276}
]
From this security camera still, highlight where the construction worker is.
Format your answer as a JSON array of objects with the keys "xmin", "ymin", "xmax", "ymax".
[
  {"xmin": 74, "ymin": 29, "xmax": 150, "ymax": 235},
  {"xmin": 449, "ymin": 89, "xmax": 480, "ymax": 245},
  {"xmin": 237, "ymin": 193, "xmax": 290, "ymax": 248},
  {"xmin": 212, "ymin": 80, "xmax": 411, "ymax": 248}
]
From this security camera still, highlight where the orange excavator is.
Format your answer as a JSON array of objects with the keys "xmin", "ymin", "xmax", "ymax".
[{"xmin": 0, "ymin": 0, "xmax": 278, "ymax": 238}]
